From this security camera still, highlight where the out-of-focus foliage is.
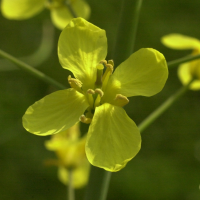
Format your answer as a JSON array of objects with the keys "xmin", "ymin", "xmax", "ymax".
[
  {"xmin": 0, "ymin": 0, "xmax": 200, "ymax": 200},
  {"xmin": 1, "ymin": 0, "xmax": 90, "ymax": 29},
  {"xmin": 162, "ymin": 33, "xmax": 200, "ymax": 90},
  {"xmin": 45, "ymin": 123, "xmax": 90, "ymax": 188}
]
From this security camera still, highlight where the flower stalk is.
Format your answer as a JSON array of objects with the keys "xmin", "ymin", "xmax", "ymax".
[
  {"xmin": 138, "ymin": 78, "xmax": 194, "ymax": 133},
  {"xmin": 68, "ymin": 169, "xmax": 75, "ymax": 200},
  {"xmin": 0, "ymin": 49, "xmax": 66, "ymax": 90},
  {"xmin": 113, "ymin": 0, "xmax": 143, "ymax": 66},
  {"xmin": 84, "ymin": 166, "xmax": 111, "ymax": 200},
  {"xmin": 168, "ymin": 54, "xmax": 200, "ymax": 68}
]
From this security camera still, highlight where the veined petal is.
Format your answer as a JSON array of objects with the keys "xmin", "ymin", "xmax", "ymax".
[
  {"xmin": 85, "ymin": 103, "xmax": 141, "ymax": 172},
  {"xmin": 178, "ymin": 63, "xmax": 200, "ymax": 90},
  {"xmin": 23, "ymin": 88, "xmax": 89, "ymax": 136},
  {"xmin": 58, "ymin": 17, "xmax": 107, "ymax": 90},
  {"xmin": 161, "ymin": 34, "xmax": 200, "ymax": 50},
  {"xmin": 1, "ymin": 0, "xmax": 45, "ymax": 20},
  {"xmin": 103, "ymin": 48, "xmax": 168, "ymax": 103},
  {"xmin": 50, "ymin": 0, "xmax": 90, "ymax": 30}
]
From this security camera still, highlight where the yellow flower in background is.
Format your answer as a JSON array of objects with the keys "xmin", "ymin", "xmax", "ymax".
[
  {"xmin": 23, "ymin": 18, "xmax": 168, "ymax": 172},
  {"xmin": 161, "ymin": 34, "xmax": 200, "ymax": 90},
  {"xmin": 1, "ymin": 0, "xmax": 90, "ymax": 30},
  {"xmin": 45, "ymin": 123, "xmax": 90, "ymax": 188}
]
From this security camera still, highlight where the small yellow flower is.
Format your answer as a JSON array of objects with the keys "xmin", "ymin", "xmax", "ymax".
[
  {"xmin": 161, "ymin": 33, "xmax": 200, "ymax": 90},
  {"xmin": 23, "ymin": 18, "xmax": 168, "ymax": 172},
  {"xmin": 1, "ymin": 0, "xmax": 90, "ymax": 29},
  {"xmin": 45, "ymin": 123, "xmax": 89, "ymax": 188}
]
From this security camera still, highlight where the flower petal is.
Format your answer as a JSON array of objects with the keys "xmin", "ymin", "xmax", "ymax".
[
  {"xmin": 103, "ymin": 48, "xmax": 168, "ymax": 103},
  {"xmin": 161, "ymin": 34, "xmax": 200, "ymax": 50},
  {"xmin": 58, "ymin": 17, "xmax": 107, "ymax": 90},
  {"xmin": 22, "ymin": 89, "xmax": 89, "ymax": 136},
  {"xmin": 58, "ymin": 161, "xmax": 90, "ymax": 188},
  {"xmin": 85, "ymin": 103, "xmax": 141, "ymax": 172},
  {"xmin": 178, "ymin": 63, "xmax": 200, "ymax": 90},
  {"xmin": 1, "ymin": 0, "xmax": 45, "ymax": 20},
  {"xmin": 50, "ymin": 0, "xmax": 90, "ymax": 30}
]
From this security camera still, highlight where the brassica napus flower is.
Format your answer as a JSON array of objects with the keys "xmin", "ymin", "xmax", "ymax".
[
  {"xmin": 161, "ymin": 34, "xmax": 200, "ymax": 90},
  {"xmin": 45, "ymin": 123, "xmax": 89, "ymax": 188},
  {"xmin": 1, "ymin": 0, "xmax": 90, "ymax": 30},
  {"xmin": 23, "ymin": 18, "xmax": 168, "ymax": 172}
]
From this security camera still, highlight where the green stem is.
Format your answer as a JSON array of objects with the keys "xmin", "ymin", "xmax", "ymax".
[
  {"xmin": 68, "ymin": 169, "xmax": 75, "ymax": 200},
  {"xmin": 65, "ymin": 0, "xmax": 77, "ymax": 18},
  {"xmin": 113, "ymin": 0, "xmax": 143, "ymax": 66},
  {"xmin": 0, "ymin": 19, "xmax": 54, "ymax": 71},
  {"xmin": 0, "ymin": 49, "xmax": 66, "ymax": 90},
  {"xmin": 84, "ymin": 166, "xmax": 111, "ymax": 200},
  {"xmin": 167, "ymin": 54, "xmax": 200, "ymax": 68},
  {"xmin": 138, "ymin": 79, "xmax": 194, "ymax": 133}
]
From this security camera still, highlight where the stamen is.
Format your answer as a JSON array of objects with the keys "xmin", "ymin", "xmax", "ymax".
[
  {"xmin": 100, "ymin": 60, "xmax": 107, "ymax": 65},
  {"xmin": 87, "ymin": 89, "xmax": 95, "ymax": 95},
  {"xmin": 102, "ymin": 63, "xmax": 114, "ymax": 91},
  {"xmin": 93, "ymin": 89, "xmax": 104, "ymax": 107},
  {"xmin": 86, "ymin": 89, "xmax": 95, "ymax": 108},
  {"xmin": 95, "ymin": 63, "xmax": 104, "ymax": 88},
  {"xmin": 113, "ymin": 94, "xmax": 129, "ymax": 107},
  {"xmin": 79, "ymin": 115, "xmax": 92, "ymax": 124},
  {"xmin": 94, "ymin": 94, "xmax": 101, "ymax": 107},
  {"xmin": 95, "ymin": 88, "xmax": 104, "ymax": 97},
  {"xmin": 68, "ymin": 75, "xmax": 83, "ymax": 93},
  {"xmin": 108, "ymin": 60, "xmax": 114, "ymax": 67}
]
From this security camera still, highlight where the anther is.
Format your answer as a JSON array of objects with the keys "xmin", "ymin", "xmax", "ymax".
[
  {"xmin": 101, "ymin": 63, "xmax": 114, "ymax": 91},
  {"xmin": 79, "ymin": 115, "xmax": 92, "ymax": 124},
  {"xmin": 100, "ymin": 60, "xmax": 107, "ymax": 65},
  {"xmin": 95, "ymin": 88, "xmax": 104, "ymax": 97},
  {"xmin": 108, "ymin": 60, "xmax": 114, "ymax": 67},
  {"xmin": 68, "ymin": 75, "xmax": 83, "ymax": 93},
  {"xmin": 113, "ymin": 94, "xmax": 129, "ymax": 107},
  {"xmin": 87, "ymin": 89, "xmax": 95, "ymax": 95}
]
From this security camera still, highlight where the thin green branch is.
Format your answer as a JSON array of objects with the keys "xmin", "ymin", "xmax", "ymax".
[
  {"xmin": 167, "ymin": 54, "xmax": 200, "ymax": 68},
  {"xmin": 0, "ymin": 49, "xmax": 66, "ymax": 90},
  {"xmin": 68, "ymin": 169, "xmax": 75, "ymax": 200},
  {"xmin": 0, "ymin": 19, "xmax": 54, "ymax": 71},
  {"xmin": 138, "ymin": 79, "xmax": 194, "ymax": 133},
  {"xmin": 84, "ymin": 166, "xmax": 111, "ymax": 200},
  {"xmin": 113, "ymin": 0, "xmax": 143, "ymax": 66},
  {"xmin": 99, "ymin": 171, "xmax": 112, "ymax": 200},
  {"xmin": 65, "ymin": 0, "xmax": 77, "ymax": 18}
]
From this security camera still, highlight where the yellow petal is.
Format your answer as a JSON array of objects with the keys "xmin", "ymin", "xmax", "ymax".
[
  {"xmin": 50, "ymin": 0, "xmax": 90, "ymax": 30},
  {"xmin": 58, "ymin": 17, "xmax": 107, "ymax": 91},
  {"xmin": 58, "ymin": 161, "xmax": 90, "ymax": 188},
  {"xmin": 23, "ymin": 89, "xmax": 89, "ymax": 136},
  {"xmin": 178, "ymin": 63, "xmax": 200, "ymax": 90},
  {"xmin": 103, "ymin": 48, "xmax": 168, "ymax": 103},
  {"xmin": 45, "ymin": 123, "xmax": 80, "ymax": 151},
  {"xmin": 85, "ymin": 103, "xmax": 141, "ymax": 172},
  {"xmin": 1, "ymin": 0, "xmax": 45, "ymax": 20},
  {"xmin": 161, "ymin": 34, "xmax": 200, "ymax": 50}
]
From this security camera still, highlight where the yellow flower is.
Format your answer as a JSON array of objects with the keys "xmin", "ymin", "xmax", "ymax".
[
  {"xmin": 161, "ymin": 33, "xmax": 200, "ymax": 90},
  {"xmin": 45, "ymin": 123, "xmax": 89, "ymax": 188},
  {"xmin": 23, "ymin": 18, "xmax": 168, "ymax": 172},
  {"xmin": 1, "ymin": 0, "xmax": 90, "ymax": 29}
]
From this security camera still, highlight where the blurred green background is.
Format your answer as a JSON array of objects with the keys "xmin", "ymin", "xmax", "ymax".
[{"xmin": 1, "ymin": 0, "xmax": 200, "ymax": 199}]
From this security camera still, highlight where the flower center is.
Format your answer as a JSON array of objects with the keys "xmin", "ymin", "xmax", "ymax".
[{"xmin": 68, "ymin": 60, "xmax": 129, "ymax": 124}]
